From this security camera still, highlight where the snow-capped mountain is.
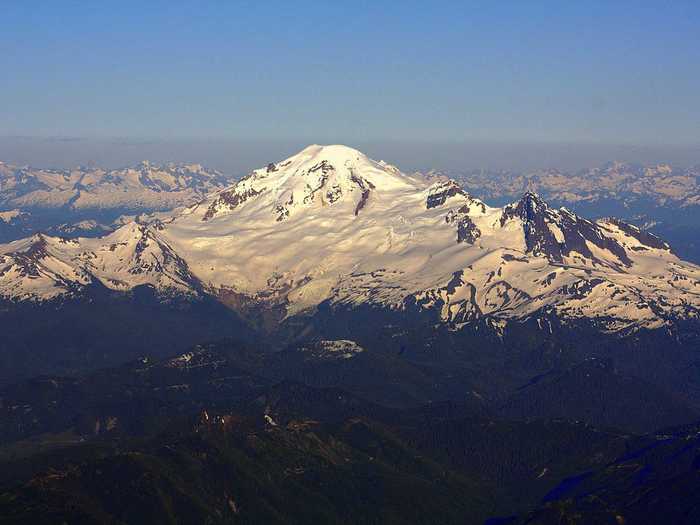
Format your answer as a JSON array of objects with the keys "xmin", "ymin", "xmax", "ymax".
[
  {"xmin": 1, "ymin": 145, "xmax": 698, "ymax": 333},
  {"xmin": 0, "ymin": 160, "xmax": 232, "ymax": 211},
  {"xmin": 0, "ymin": 222, "xmax": 197, "ymax": 301}
]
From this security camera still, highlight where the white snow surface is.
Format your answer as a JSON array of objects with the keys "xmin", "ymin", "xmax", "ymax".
[{"xmin": 0, "ymin": 145, "xmax": 699, "ymax": 332}]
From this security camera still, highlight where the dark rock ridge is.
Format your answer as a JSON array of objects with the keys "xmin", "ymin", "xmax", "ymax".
[
  {"xmin": 202, "ymin": 186, "xmax": 265, "ymax": 221},
  {"xmin": 349, "ymin": 172, "xmax": 375, "ymax": 215},
  {"xmin": 446, "ymin": 206, "xmax": 482, "ymax": 244},
  {"xmin": 426, "ymin": 180, "xmax": 468, "ymax": 209},
  {"xmin": 500, "ymin": 192, "xmax": 641, "ymax": 266}
]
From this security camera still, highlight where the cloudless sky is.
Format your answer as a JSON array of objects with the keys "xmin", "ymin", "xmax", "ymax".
[{"xmin": 1, "ymin": 1, "xmax": 699, "ymax": 162}]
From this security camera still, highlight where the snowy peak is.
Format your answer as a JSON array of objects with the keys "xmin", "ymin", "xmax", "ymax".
[
  {"xmin": 83, "ymin": 222, "xmax": 198, "ymax": 292},
  {"xmin": 425, "ymin": 179, "xmax": 470, "ymax": 209},
  {"xmin": 0, "ymin": 234, "xmax": 88, "ymax": 300},
  {"xmin": 0, "ymin": 222, "xmax": 198, "ymax": 301},
  {"xmin": 201, "ymin": 144, "xmax": 422, "ymax": 222},
  {"xmin": 501, "ymin": 191, "xmax": 549, "ymax": 224},
  {"xmin": 273, "ymin": 144, "xmax": 412, "ymax": 191},
  {"xmin": 290, "ymin": 144, "xmax": 370, "ymax": 169}
]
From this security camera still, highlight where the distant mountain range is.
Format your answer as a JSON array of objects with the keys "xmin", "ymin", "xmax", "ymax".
[
  {"xmin": 454, "ymin": 162, "xmax": 700, "ymax": 208},
  {"xmin": 0, "ymin": 160, "xmax": 231, "ymax": 210},
  {"xmin": 0, "ymin": 160, "xmax": 234, "ymax": 242}
]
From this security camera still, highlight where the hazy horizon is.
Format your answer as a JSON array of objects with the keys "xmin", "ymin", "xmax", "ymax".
[{"xmin": 2, "ymin": 136, "xmax": 699, "ymax": 175}]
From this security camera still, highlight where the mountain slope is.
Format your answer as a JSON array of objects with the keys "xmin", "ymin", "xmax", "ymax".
[
  {"xmin": 0, "ymin": 415, "xmax": 494, "ymax": 525},
  {"xmin": 516, "ymin": 421, "xmax": 700, "ymax": 525},
  {"xmin": 0, "ymin": 345, "xmax": 634, "ymax": 523},
  {"xmin": 499, "ymin": 358, "xmax": 699, "ymax": 433}
]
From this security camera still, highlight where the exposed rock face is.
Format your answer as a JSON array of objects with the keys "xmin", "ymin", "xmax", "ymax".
[
  {"xmin": 446, "ymin": 206, "xmax": 481, "ymax": 244},
  {"xmin": 426, "ymin": 180, "xmax": 468, "ymax": 209},
  {"xmin": 500, "ymin": 192, "xmax": 635, "ymax": 267},
  {"xmin": 203, "ymin": 186, "xmax": 265, "ymax": 221}
]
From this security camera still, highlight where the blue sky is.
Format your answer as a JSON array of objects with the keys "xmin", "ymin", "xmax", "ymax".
[{"xmin": 2, "ymin": 1, "xmax": 699, "ymax": 146}]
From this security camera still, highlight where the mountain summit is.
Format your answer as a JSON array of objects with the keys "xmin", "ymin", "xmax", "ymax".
[
  {"xmin": 199, "ymin": 144, "xmax": 421, "ymax": 222},
  {"xmin": 1, "ymin": 145, "xmax": 698, "ymax": 332}
]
